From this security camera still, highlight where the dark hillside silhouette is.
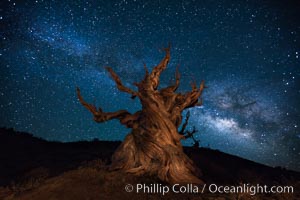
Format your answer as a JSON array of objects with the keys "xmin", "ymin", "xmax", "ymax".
[{"xmin": 0, "ymin": 127, "xmax": 299, "ymax": 186}]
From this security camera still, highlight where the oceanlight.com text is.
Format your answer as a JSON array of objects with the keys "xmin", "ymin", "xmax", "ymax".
[{"xmin": 124, "ymin": 183, "xmax": 294, "ymax": 196}]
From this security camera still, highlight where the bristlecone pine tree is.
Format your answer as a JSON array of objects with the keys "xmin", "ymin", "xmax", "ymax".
[{"xmin": 77, "ymin": 45, "xmax": 205, "ymax": 184}]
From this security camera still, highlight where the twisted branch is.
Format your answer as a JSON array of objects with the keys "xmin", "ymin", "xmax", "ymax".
[
  {"xmin": 105, "ymin": 67, "xmax": 138, "ymax": 99},
  {"xmin": 76, "ymin": 87, "xmax": 136, "ymax": 128},
  {"xmin": 149, "ymin": 44, "xmax": 171, "ymax": 90}
]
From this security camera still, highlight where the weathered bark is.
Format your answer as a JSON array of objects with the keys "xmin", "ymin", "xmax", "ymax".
[{"xmin": 77, "ymin": 46, "xmax": 205, "ymax": 184}]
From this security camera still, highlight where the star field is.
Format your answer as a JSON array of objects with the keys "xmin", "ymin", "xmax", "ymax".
[{"xmin": 0, "ymin": 0, "xmax": 299, "ymax": 171}]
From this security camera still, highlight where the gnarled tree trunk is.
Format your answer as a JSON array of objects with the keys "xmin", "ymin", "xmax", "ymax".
[{"xmin": 77, "ymin": 45, "xmax": 205, "ymax": 184}]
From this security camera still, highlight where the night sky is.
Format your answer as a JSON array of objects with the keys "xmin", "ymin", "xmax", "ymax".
[{"xmin": 1, "ymin": 0, "xmax": 299, "ymax": 172}]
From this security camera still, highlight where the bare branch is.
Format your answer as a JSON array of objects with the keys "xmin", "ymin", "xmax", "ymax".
[
  {"xmin": 143, "ymin": 63, "xmax": 149, "ymax": 76},
  {"xmin": 181, "ymin": 80, "xmax": 205, "ymax": 109},
  {"xmin": 184, "ymin": 126, "xmax": 200, "ymax": 148},
  {"xmin": 174, "ymin": 65, "xmax": 180, "ymax": 90},
  {"xmin": 76, "ymin": 87, "xmax": 136, "ymax": 127},
  {"xmin": 149, "ymin": 45, "xmax": 171, "ymax": 90},
  {"xmin": 179, "ymin": 111, "xmax": 190, "ymax": 135},
  {"xmin": 159, "ymin": 65, "xmax": 180, "ymax": 94},
  {"xmin": 179, "ymin": 112, "xmax": 199, "ymax": 143},
  {"xmin": 184, "ymin": 127, "xmax": 198, "ymax": 139},
  {"xmin": 105, "ymin": 67, "xmax": 138, "ymax": 99},
  {"xmin": 76, "ymin": 87, "xmax": 99, "ymax": 115}
]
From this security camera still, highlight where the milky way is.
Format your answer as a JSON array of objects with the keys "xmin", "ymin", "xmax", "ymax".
[{"xmin": 0, "ymin": 0, "xmax": 299, "ymax": 171}]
